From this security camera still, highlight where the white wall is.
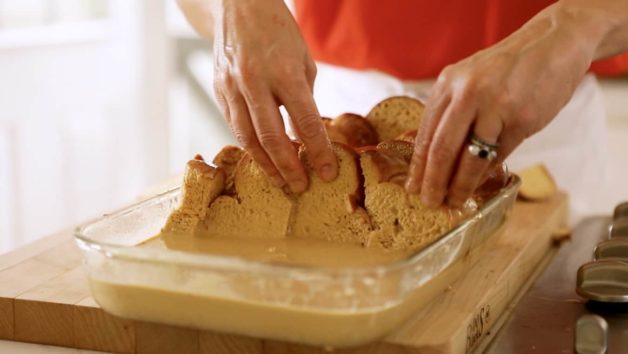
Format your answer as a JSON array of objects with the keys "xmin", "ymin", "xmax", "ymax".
[{"xmin": 0, "ymin": 1, "xmax": 169, "ymax": 253}]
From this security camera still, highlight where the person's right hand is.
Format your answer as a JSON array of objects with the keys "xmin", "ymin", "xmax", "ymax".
[{"xmin": 180, "ymin": 0, "xmax": 338, "ymax": 193}]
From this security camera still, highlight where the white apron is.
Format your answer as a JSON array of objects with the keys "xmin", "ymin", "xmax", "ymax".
[{"xmin": 312, "ymin": 63, "xmax": 609, "ymax": 224}]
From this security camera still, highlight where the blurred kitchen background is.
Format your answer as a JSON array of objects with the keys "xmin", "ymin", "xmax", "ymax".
[
  {"xmin": 0, "ymin": 0, "xmax": 627, "ymax": 254},
  {"xmin": 0, "ymin": 0, "xmax": 236, "ymax": 253}
]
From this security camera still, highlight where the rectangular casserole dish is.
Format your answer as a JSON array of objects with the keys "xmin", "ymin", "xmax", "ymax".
[{"xmin": 75, "ymin": 175, "xmax": 520, "ymax": 347}]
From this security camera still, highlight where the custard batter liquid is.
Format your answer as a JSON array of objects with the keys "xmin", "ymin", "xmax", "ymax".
[{"xmin": 89, "ymin": 233, "xmax": 453, "ymax": 347}]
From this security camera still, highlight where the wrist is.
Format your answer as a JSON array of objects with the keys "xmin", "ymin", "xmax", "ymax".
[{"xmin": 210, "ymin": 0, "xmax": 291, "ymax": 35}]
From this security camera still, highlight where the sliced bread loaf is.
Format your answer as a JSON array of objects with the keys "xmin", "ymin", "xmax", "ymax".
[
  {"xmin": 202, "ymin": 152, "xmax": 295, "ymax": 239},
  {"xmin": 290, "ymin": 142, "xmax": 372, "ymax": 245},
  {"xmin": 162, "ymin": 155, "xmax": 225, "ymax": 234},
  {"xmin": 162, "ymin": 94, "xmax": 506, "ymax": 254},
  {"xmin": 366, "ymin": 96, "xmax": 425, "ymax": 141},
  {"xmin": 360, "ymin": 141, "xmax": 453, "ymax": 252}
]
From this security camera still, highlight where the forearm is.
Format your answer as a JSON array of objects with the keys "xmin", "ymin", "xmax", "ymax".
[
  {"xmin": 557, "ymin": 0, "xmax": 628, "ymax": 60},
  {"xmin": 177, "ymin": 0, "xmax": 292, "ymax": 41}
]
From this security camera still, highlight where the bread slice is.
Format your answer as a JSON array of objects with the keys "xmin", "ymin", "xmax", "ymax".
[
  {"xmin": 290, "ymin": 143, "xmax": 372, "ymax": 244},
  {"xmin": 366, "ymin": 96, "xmax": 425, "ymax": 141},
  {"xmin": 518, "ymin": 164, "xmax": 556, "ymax": 201},
  {"xmin": 360, "ymin": 141, "xmax": 453, "ymax": 252},
  {"xmin": 212, "ymin": 145, "xmax": 244, "ymax": 195},
  {"xmin": 323, "ymin": 113, "xmax": 379, "ymax": 148},
  {"xmin": 202, "ymin": 152, "xmax": 295, "ymax": 239},
  {"xmin": 162, "ymin": 155, "xmax": 225, "ymax": 234}
]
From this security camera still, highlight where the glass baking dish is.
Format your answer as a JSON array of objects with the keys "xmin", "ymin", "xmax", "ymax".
[{"xmin": 75, "ymin": 175, "xmax": 521, "ymax": 348}]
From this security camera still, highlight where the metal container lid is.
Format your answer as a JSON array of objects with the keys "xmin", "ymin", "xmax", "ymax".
[
  {"xmin": 613, "ymin": 201, "xmax": 628, "ymax": 220},
  {"xmin": 609, "ymin": 218, "xmax": 628, "ymax": 238},
  {"xmin": 594, "ymin": 239, "xmax": 628, "ymax": 262},
  {"xmin": 576, "ymin": 260, "xmax": 628, "ymax": 303}
]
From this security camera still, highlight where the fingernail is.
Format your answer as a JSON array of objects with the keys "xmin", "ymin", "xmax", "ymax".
[
  {"xmin": 290, "ymin": 179, "xmax": 308, "ymax": 194},
  {"xmin": 405, "ymin": 177, "xmax": 420, "ymax": 194},
  {"xmin": 320, "ymin": 163, "xmax": 338, "ymax": 182}
]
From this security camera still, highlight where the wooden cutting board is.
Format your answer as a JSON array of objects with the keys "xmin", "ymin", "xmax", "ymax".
[{"xmin": 0, "ymin": 193, "xmax": 567, "ymax": 354}]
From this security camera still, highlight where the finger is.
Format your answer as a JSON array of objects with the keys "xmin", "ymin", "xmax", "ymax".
[
  {"xmin": 214, "ymin": 89, "xmax": 231, "ymax": 125},
  {"xmin": 405, "ymin": 90, "xmax": 452, "ymax": 194},
  {"xmin": 225, "ymin": 90, "xmax": 286, "ymax": 188},
  {"xmin": 494, "ymin": 128, "xmax": 526, "ymax": 165},
  {"xmin": 446, "ymin": 116, "xmax": 503, "ymax": 208},
  {"xmin": 419, "ymin": 97, "xmax": 478, "ymax": 208},
  {"xmin": 277, "ymin": 78, "xmax": 338, "ymax": 182},
  {"xmin": 305, "ymin": 58, "xmax": 317, "ymax": 92},
  {"xmin": 241, "ymin": 87, "xmax": 309, "ymax": 193}
]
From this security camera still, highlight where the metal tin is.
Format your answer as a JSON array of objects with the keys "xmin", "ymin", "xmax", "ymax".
[
  {"xmin": 613, "ymin": 201, "xmax": 628, "ymax": 220},
  {"xmin": 609, "ymin": 218, "xmax": 628, "ymax": 238},
  {"xmin": 576, "ymin": 260, "xmax": 628, "ymax": 303},
  {"xmin": 594, "ymin": 239, "xmax": 628, "ymax": 262},
  {"xmin": 575, "ymin": 314, "xmax": 608, "ymax": 354}
]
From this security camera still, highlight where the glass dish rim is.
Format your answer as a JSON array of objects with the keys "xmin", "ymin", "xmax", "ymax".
[{"xmin": 74, "ymin": 175, "xmax": 520, "ymax": 276}]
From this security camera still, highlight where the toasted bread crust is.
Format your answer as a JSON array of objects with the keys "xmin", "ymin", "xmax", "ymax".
[
  {"xmin": 212, "ymin": 145, "xmax": 244, "ymax": 195},
  {"xmin": 323, "ymin": 113, "xmax": 379, "ymax": 148}
]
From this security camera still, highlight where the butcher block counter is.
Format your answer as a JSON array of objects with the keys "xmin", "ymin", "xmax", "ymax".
[{"xmin": 0, "ymin": 192, "xmax": 567, "ymax": 354}]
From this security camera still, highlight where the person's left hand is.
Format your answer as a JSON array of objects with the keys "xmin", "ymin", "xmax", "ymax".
[{"xmin": 404, "ymin": 2, "xmax": 607, "ymax": 208}]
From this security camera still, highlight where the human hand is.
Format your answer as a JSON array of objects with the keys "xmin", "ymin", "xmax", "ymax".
[
  {"xmin": 405, "ymin": 2, "xmax": 618, "ymax": 208},
  {"xmin": 182, "ymin": 0, "xmax": 338, "ymax": 193}
]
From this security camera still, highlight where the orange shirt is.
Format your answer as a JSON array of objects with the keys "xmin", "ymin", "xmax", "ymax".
[{"xmin": 295, "ymin": 0, "xmax": 628, "ymax": 80}]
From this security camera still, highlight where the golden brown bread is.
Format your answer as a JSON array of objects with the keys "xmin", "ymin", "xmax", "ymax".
[
  {"xmin": 366, "ymin": 96, "xmax": 425, "ymax": 141},
  {"xmin": 162, "ymin": 155, "xmax": 225, "ymax": 234},
  {"xmin": 164, "ymin": 143, "xmax": 462, "ymax": 253},
  {"xmin": 212, "ymin": 145, "xmax": 244, "ymax": 195},
  {"xmin": 360, "ymin": 141, "xmax": 453, "ymax": 251},
  {"xmin": 169, "ymin": 143, "xmax": 373, "ymax": 243},
  {"xmin": 202, "ymin": 153, "xmax": 295, "ymax": 239},
  {"xmin": 162, "ymin": 96, "xmax": 511, "ymax": 254},
  {"xmin": 517, "ymin": 164, "xmax": 556, "ymax": 201},
  {"xmin": 162, "ymin": 146, "xmax": 508, "ymax": 254},
  {"xmin": 290, "ymin": 143, "xmax": 371, "ymax": 245}
]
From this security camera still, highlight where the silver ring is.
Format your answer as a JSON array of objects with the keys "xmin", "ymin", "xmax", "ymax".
[{"xmin": 467, "ymin": 133, "xmax": 499, "ymax": 161}]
